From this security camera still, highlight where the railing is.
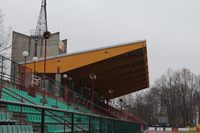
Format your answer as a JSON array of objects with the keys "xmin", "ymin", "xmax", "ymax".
[
  {"xmin": 1, "ymin": 71, "xmax": 111, "ymax": 116},
  {"xmin": 0, "ymin": 99, "xmax": 142, "ymax": 133},
  {"xmin": 0, "ymin": 55, "xmax": 142, "ymax": 122},
  {"xmin": 0, "ymin": 83, "xmax": 86, "ymax": 132},
  {"xmin": 36, "ymin": 73, "xmax": 143, "ymax": 122},
  {"xmin": 1, "ymin": 72, "xmax": 89, "ymax": 113}
]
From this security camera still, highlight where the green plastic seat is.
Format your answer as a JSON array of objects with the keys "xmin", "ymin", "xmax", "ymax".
[
  {"xmin": 2, "ymin": 126, "xmax": 7, "ymax": 133},
  {"xmin": 1, "ymin": 113, "xmax": 8, "ymax": 121},
  {"xmin": 7, "ymin": 125, "xmax": 12, "ymax": 133},
  {"xmin": 12, "ymin": 126, "xmax": 18, "ymax": 133},
  {"xmin": 0, "ymin": 126, "xmax": 2, "ymax": 133},
  {"xmin": 47, "ymin": 125, "xmax": 71, "ymax": 133},
  {"xmin": 26, "ymin": 125, "xmax": 34, "ymax": 133},
  {"xmin": 17, "ymin": 125, "xmax": 22, "ymax": 133},
  {"xmin": 21, "ymin": 125, "xmax": 26, "ymax": 133},
  {"xmin": 0, "ymin": 113, "xmax": 12, "ymax": 122},
  {"xmin": 0, "ymin": 125, "xmax": 34, "ymax": 133}
]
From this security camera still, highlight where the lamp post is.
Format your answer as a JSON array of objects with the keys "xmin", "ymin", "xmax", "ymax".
[
  {"xmin": 32, "ymin": 57, "xmax": 38, "ymax": 74},
  {"xmin": 63, "ymin": 74, "xmax": 68, "ymax": 101},
  {"xmin": 22, "ymin": 51, "xmax": 29, "ymax": 66},
  {"xmin": 42, "ymin": 31, "xmax": 51, "ymax": 106},
  {"xmin": 89, "ymin": 73, "xmax": 97, "ymax": 111},
  {"xmin": 108, "ymin": 89, "xmax": 114, "ymax": 113},
  {"xmin": 32, "ymin": 56, "xmax": 38, "ymax": 97},
  {"xmin": 22, "ymin": 51, "xmax": 29, "ymax": 90},
  {"xmin": 67, "ymin": 77, "xmax": 72, "ymax": 88},
  {"xmin": 62, "ymin": 74, "xmax": 68, "ymax": 132},
  {"xmin": 68, "ymin": 76, "xmax": 72, "ymax": 105}
]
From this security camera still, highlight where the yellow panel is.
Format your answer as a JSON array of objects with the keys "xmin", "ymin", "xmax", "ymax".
[{"xmin": 26, "ymin": 41, "xmax": 146, "ymax": 73}]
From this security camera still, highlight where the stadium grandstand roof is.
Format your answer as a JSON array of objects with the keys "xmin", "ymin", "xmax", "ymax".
[{"xmin": 26, "ymin": 40, "xmax": 149, "ymax": 99}]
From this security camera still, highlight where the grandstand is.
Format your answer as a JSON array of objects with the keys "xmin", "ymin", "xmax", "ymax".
[{"xmin": 0, "ymin": 40, "xmax": 149, "ymax": 132}]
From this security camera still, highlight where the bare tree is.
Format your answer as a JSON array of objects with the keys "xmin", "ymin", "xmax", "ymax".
[
  {"xmin": 0, "ymin": 10, "xmax": 11, "ymax": 56},
  {"xmin": 131, "ymin": 92, "xmax": 158, "ymax": 124},
  {"xmin": 153, "ymin": 69, "xmax": 182, "ymax": 125},
  {"xmin": 115, "ymin": 90, "xmax": 160, "ymax": 124},
  {"xmin": 153, "ymin": 68, "xmax": 199, "ymax": 126},
  {"xmin": 116, "ymin": 68, "xmax": 200, "ymax": 126}
]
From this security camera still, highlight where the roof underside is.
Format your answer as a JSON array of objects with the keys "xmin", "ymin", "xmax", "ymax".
[{"xmin": 26, "ymin": 41, "xmax": 149, "ymax": 99}]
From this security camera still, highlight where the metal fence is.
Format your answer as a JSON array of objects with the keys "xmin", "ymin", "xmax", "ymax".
[{"xmin": 0, "ymin": 100, "xmax": 142, "ymax": 133}]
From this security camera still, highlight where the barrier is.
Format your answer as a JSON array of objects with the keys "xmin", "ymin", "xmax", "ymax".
[
  {"xmin": 196, "ymin": 127, "xmax": 200, "ymax": 131},
  {"xmin": 0, "ymin": 100, "xmax": 142, "ymax": 133},
  {"xmin": 178, "ymin": 127, "xmax": 189, "ymax": 131},
  {"xmin": 148, "ymin": 127, "xmax": 199, "ymax": 132},
  {"xmin": 148, "ymin": 127, "xmax": 155, "ymax": 131},
  {"xmin": 165, "ymin": 127, "xmax": 172, "ymax": 131}
]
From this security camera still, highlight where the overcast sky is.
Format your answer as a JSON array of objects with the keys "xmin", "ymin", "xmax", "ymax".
[{"xmin": 0, "ymin": 0, "xmax": 200, "ymax": 85}]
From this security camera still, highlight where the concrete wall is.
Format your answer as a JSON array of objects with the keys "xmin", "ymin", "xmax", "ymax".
[
  {"xmin": 11, "ymin": 31, "xmax": 67, "ymax": 64},
  {"xmin": 11, "ymin": 32, "xmax": 30, "ymax": 63}
]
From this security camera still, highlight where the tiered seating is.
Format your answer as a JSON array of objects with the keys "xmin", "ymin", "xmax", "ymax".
[
  {"xmin": 0, "ymin": 87, "xmax": 94, "ymax": 132},
  {"xmin": 0, "ymin": 125, "xmax": 33, "ymax": 133}
]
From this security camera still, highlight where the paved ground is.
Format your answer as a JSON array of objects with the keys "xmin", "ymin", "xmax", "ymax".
[
  {"xmin": 147, "ymin": 131, "xmax": 172, "ymax": 133},
  {"xmin": 147, "ymin": 131, "xmax": 199, "ymax": 133}
]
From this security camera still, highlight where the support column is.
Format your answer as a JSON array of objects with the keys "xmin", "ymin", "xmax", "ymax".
[{"xmin": 55, "ymin": 73, "xmax": 61, "ymax": 97}]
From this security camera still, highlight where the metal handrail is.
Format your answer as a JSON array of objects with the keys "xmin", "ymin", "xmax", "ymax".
[
  {"xmin": 0, "ymin": 99, "xmax": 142, "ymax": 124},
  {"xmin": 1, "ymin": 72, "xmax": 100, "ymax": 115},
  {"xmin": 0, "ymin": 83, "xmax": 85, "ymax": 132},
  {"xmin": 1, "ymin": 70, "xmax": 113, "ymax": 118}
]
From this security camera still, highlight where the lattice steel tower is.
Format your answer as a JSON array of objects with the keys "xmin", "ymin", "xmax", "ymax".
[
  {"xmin": 30, "ymin": 0, "xmax": 48, "ymax": 56},
  {"xmin": 32, "ymin": 0, "xmax": 48, "ymax": 36}
]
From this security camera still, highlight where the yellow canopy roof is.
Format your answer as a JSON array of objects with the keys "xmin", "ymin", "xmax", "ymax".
[{"xmin": 26, "ymin": 40, "xmax": 149, "ymax": 99}]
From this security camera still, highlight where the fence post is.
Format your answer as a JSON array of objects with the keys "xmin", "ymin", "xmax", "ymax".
[
  {"xmin": 71, "ymin": 113, "xmax": 74, "ymax": 133},
  {"xmin": 113, "ymin": 120, "xmax": 115, "ymax": 133},
  {"xmin": 107, "ymin": 120, "xmax": 110, "ymax": 133},
  {"xmin": 41, "ymin": 109, "xmax": 45, "ymax": 133},
  {"xmin": 64, "ymin": 120, "xmax": 66, "ymax": 133},
  {"xmin": 99, "ymin": 118, "xmax": 102, "ymax": 133},
  {"xmin": 20, "ymin": 97, "xmax": 23, "ymax": 125},
  {"xmin": 89, "ymin": 116, "xmax": 92, "ymax": 133}
]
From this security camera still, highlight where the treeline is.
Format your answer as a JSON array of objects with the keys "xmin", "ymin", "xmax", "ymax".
[{"xmin": 119, "ymin": 68, "xmax": 200, "ymax": 126}]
